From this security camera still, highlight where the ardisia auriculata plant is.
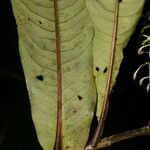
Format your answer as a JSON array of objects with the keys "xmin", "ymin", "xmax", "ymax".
[{"xmin": 11, "ymin": 0, "xmax": 150, "ymax": 150}]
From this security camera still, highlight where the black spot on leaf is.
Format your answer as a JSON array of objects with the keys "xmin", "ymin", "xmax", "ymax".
[
  {"xmin": 36, "ymin": 75, "xmax": 44, "ymax": 81},
  {"xmin": 119, "ymin": 0, "xmax": 122, "ymax": 2},
  {"xmin": 66, "ymin": 145, "xmax": 71, "ymax": 149},
  {"xmin": 73, "ymin": 110, "xmax": 77, "ymax": 113},
  {"xmin": 103, "ymin": 67, "xmax": 108, "ymax": 73},
  {"xmin": 95, "ymin": 67, "xmax": 100, "ymax": 71},
  {"xmin": 78, "ymin": 95, "xmax": 82, "ymax": 100},
  {"xmin": 39, "ymin": 20, "xmax": 42, "ymax": 24}
]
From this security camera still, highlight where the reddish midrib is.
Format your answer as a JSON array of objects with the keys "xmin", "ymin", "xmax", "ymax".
[
  {"xmin": 90, "ymin": 0, "xmax": 120, "ymax": 148},
  {"xmin": 54, "ymin": 0, "xmax": 62, "ymax": 150}
]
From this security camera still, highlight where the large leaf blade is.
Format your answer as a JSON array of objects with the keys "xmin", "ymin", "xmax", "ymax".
[
  {"xmin": 11, "ymin": 0, "xmax": 145, "ymax": 149},
  {"xmin": 86, "ymin": 0, "xmax": 145, "ymax": 116},
  {"xmin": 11, "ymin": 0, "xmax": 96, "ymax": 149}
]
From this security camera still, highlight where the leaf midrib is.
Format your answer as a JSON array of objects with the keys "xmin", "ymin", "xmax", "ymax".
[{"xmin": 54, "ymin": 0, "xmax": 62, "ymax": 149}]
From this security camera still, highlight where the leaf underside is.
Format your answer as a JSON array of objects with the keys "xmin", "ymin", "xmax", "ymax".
[
  {"xmin": 86, "ymin": 0, "xmax": 145, "ymax": 116},
  {"xmin": 11, "ymin": 0, "xmax": 145, "ymax": 150},
  {"xmin": 11, "ymin": 0, "xmax": 96, "ymax": 149}
]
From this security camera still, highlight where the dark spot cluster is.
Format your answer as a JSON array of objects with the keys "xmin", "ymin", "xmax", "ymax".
[{"xmin": 95, "ymin": 66, "xmax": 108, "ymax": 73}]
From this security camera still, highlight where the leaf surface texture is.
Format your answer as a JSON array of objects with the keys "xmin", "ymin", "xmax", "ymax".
[
  {"xmin": 11, "ymin": 0, "xmax": 145, "ymax": 149},
  {"xmin": 86, "ymin": 0, "xmax": 145, "ymax": 116},
  {"xmin": 11, "ymin": 0, "xmax": 97, "ymax": 149}
]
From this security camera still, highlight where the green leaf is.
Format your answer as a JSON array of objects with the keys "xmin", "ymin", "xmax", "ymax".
[
  {"xmin": 11, "ymin": 0, "xmax": 145, "ymax": 149},
  {"xmin": 11, "ymin": 0, "xmax": 96, "ymax": 149},
  {"xmin": 86, "ymin": 0, "xmax": 145, "ymax": 116}
]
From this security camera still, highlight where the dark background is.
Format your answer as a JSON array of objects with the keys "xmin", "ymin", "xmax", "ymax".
[{"xmin": 0, "ymin": 0, "xmax": 149, "ymax": 150}]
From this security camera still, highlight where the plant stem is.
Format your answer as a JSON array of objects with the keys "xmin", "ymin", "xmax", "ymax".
[
  {"xmin": 90, "ymin": 0, "xmax": 120, "ymax": 148},
  {"xmin": 95, "ymin": 122, "xmax": 150, "ymax": 149}
]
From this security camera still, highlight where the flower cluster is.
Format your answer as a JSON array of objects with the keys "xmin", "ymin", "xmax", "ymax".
[{"xmin": 133, "ymin": 18, "xmax": 150, "ymax": 92}]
